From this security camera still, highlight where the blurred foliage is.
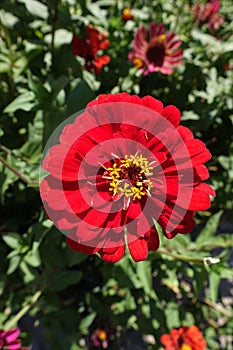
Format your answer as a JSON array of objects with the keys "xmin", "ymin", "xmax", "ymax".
[{"xmin": 0, "ymin": 0, "xmax": 232, "ymax": 349}]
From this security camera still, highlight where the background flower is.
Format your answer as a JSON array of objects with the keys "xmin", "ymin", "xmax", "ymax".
[
  {"xmin": 191, "ymin": 0, "xmax": 224, "ymax": 32},
  {"xmin": 0, "ymin": 327, "xmax": 28, "ymax": 350},
  {"xmin": 72, "ymin": 25, "xmax": 110, "ymax": 74},
  {"xmin": 128, "ymin": 22, "xmax": 183, "ymax": 75},
  {"xmin": 91, "ymin": 328, "xmax": 108, "ymax": 348},
  {"xmin": 160, "ymin": 325, "xmax": 207, "ymax": 350},
  {"xmin": 122, "ymin": 8, "xmax": 134, "ymax": 21}
]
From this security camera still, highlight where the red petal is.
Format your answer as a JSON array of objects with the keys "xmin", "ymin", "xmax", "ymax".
[
  {"xmin": 147, "ymin": 226, "xmax": 160, "ymax": 251},
  {"xmin": 194, "ymin": 165, "xmax": 209, "ymax": 180},
  {"xmin": 66, "ymin": 189, "xmax": 90, "ymax": 213},
  {"xmin": 127, "ymin": 237, "xmax": 148, "ymax": 262},
  {"xmin": 161, "ymin": 105, "xmax": 181, "ymax": 128},
  {"xmin": 71, "ymin": 35, "xmax": 86, "ymax": 56},
  {"xmin": 99, "ymin": 245, "xmax": 125, "ymax": 262},
  {"xmin": 177, "ymin": 125, "xmax": 194, "ymax": 141},
  {"xmin": 127, "ymin": 201, "xmax": 142, "ymax": 220},
  {"xmin": 66, "ymin": 236, "xmax": 99, "ymax": 254},
  {"xmin": 142, "ymin": 96, "xmax": 163, "ymax": 113},
  {"xmin": 174, "ymin": 183, "xmax": 215, "ymax": 210}
]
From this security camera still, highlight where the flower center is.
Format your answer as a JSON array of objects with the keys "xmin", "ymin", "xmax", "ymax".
[
  {"xmin": 146, "ymin": 34, "xmax": 166, "ymax": 66},
  {"xmin": 103, "ymin": 151, "xmax": 155, "ymax": 210},
  {"xmin": 95, "ymin": 329, "xmax": 107, "ymax": 341},
  {"xmin": 180, "ymin": 345, "xmax": 192, "ymax": 350}
]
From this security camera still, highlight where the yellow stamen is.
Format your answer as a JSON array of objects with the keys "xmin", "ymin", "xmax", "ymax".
[
  {"xmin": 159, "ymin": 34, "xmax": 166, "ymax": 41},
  {"xmin": 132, "ymin": 186, "xmax": 145, "ymax": 200},
  {"xmin": 180, "ymin": 345, "xmax": 192, "ymax": 350},
  {"xmin": 123, "ymin": 8, "xmax": 130, "ymax": 16},
  {"xmin": 95, "ymin": 329, "xmax": 107, "ymax": 341},
  {"xmin": 133, "ymin": 58, "xmax": 143, "ymax": 68},
  {"xmin": 104, "ymin": 151, "xmax": 155, "ymax": 207},
  {"xmin": 118, "ymin": 183, "xmax": 133, "ymax": 198}
]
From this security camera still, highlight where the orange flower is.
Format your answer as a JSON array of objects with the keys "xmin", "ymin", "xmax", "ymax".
[
  {"xmin": 160, "ymin": 325, "xmax": 206, "ymax": 350},
  {"xmin": 122, "ymin": 7, "xmax": 134, "ymax": 21}
]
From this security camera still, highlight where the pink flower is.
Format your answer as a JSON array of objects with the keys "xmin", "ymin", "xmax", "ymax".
[
  {"xmin": 91, "ymin": 328, "xmax": 108, "ymax": 348},
  {"xmin": 128, "ymin": 22, "xmax": 183, "ymax": 75},
  {"xmin": 0, "ymin": 327, "xmax": 28, "ymax": 350},
  {"xmin": 191, "ymin": 1, "xmax": 224, "ymax": 32}
]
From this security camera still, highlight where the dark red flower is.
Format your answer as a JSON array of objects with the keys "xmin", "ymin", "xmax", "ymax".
[
  {"xmin": 71, "ymin": 25, "xmax": 110, "ymax": 74},
  {"xmin": 160, "ymin": 325, "xmax": 207, "ymax": 350},
  {"xmin": 191, "ymin": 1, "xmax": 224, "ymax": 32},
  {"xmin": 40, "ymin": 93, "xmax": 215, "ymax": 263},
  {"xmin": 128, "ymin": 22, "xmax": 183, "ymax": 75},
  {"xmin": 122, "ymin": 8, "xmax": 134, "ymax": 21},
  {"xmin": 223, "ymin": 63, "xmax": 230, "ymax": 71},
  {"xmin": 0, "ymin": 327, "xmax": 28, "ymax": 350}
]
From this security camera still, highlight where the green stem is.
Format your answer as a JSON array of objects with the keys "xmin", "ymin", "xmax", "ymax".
[
  {"xmin": 157, "ymin": 249, "xmax": 206, "ymax": 264},
  {"xmin": 204, "ymin": 297, "xmax": 232, "ymax": 318},
  {"xmin": 50, "ymin": 0, "xmax": 59, "ymax": 64},
  {"xmin": 0, "ymin": 155, "xmax": 37, "ymax": 185},
  {"xmin": 4, "ymin": 291, "xmax": 42, "ymax": 330},
  {"xmin": 0, "ymin": 20, "xmax": 15, "ymax": 96},
  {"xmin": 0, "ymin": 144, "xmax": 30, "ymax": 162}
]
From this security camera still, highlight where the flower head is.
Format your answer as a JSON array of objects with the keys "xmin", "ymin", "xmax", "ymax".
[
  {"xmin": 128, "ymin": 22, "xmax": 183, "ymax": 75},
  {"xmin": 0, "ymin": 327, "xmax": 27, "ymax": 350},
  {"xmin": 122, "ymin": 8, "xmax": 134, "ymax": 21},
  {"xmin": 91, "ymin": 328, "xmax": 108, "ymax": 348},
  {"xmin": 72, "ymin": 25, "xmax": 110, "ymax": 74},
  {"xmin": 160, "ymin": 325, "xmax": 207, "ymax": 350},
  {"xmin": 191, "ymin": 1, "xmax": 224, "ymax": 32},
  {"xmin": 40, "ymin": 93, "xmax": 215, "ymax": 263}
]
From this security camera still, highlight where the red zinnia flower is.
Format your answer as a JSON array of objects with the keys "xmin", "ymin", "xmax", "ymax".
[
  {"xmin": 191, "ymin": 0, "xmax": 224, "ymax": 32},
  {"xmin": 128, "ymin": 22, "xmax": 183, "ymax": 75},
  {"xmin": 40, "ymin": 93, "xmax": 215, "ymax": 263},
  {"xmin": 71, "ymin": 25, "xmax": 110, "ymax": 74},
  {"xmin": 122, "ymin": 8, "xmax": 134, "ymax": 21},
  {"xmin": 160, "ymin": 325, "xmax": 207, "ymax": 350},
  {"xmin": 0, "ymin": 327, "xmax": 28, "ymax": 350}
]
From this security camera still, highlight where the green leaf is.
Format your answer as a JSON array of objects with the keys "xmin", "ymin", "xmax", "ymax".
[
  {"xmin": 208, "ymin": 271, "xmax": 220, "ymax": 303},
  {"xmin": 7, "ymin": 255, "xmax": 21, "ymax": 274},
  {"xmin": 24, "ymin": 250, "xmax": 41, "ymax": 267},
  {"xmin": 86, "ymin": 1, "xmax": 108, "ymax": 26},
  {"xmin": 136, "ymin": 261, "xmax": 156, "ymax": 298},
  {"xmin": 165, "ymin": 302, "xmax": 180, "ymax": 328},
  {"xmin": 193, "ymin": 266, "xmax": 208, "ymax": 294},
  {"xmin": 27, "ymin": 71, "xmax": 50, "ymax": 103},
  {"xmin": 3, "ymin": 92, "xmax": 35, "ymax": 113},
  {"xmin": 0, "ymin": 9, "xmax": 18, "ymax": 28},
  {"xmin": 2, "ymin": 233, "xmax": 21, "ymax": 249},
  {"xmin": 65, "ymin": 249, "xmax": 88, "ymax": 267},
  {"xmin": 19, "ymin": 0, "xmax": 48, "ymax": 19},
  {"xmin": 83, "ymin": 71, "xmax": 101, "ymax": 92},
  {"xmin": 44, "ymin": 270, "xmax": 83, "ymax": 292},
  {"xmin": 52, "ymin": 76, "xmax": 70, "ymax": 100},
  {"xmin": 196, "ymin": 211, "xmax": 223, "ymax": 245},
  {"xmin": 66, "ymin": 79, "xmax": 95, "ymax": 115},
  {"xmin": 78, "ymin": 312, "xmax": 96, "ymax": 334},
  {"xmin": 20, "ymin": 260, "xmax": 36, "ymax": 283}
]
